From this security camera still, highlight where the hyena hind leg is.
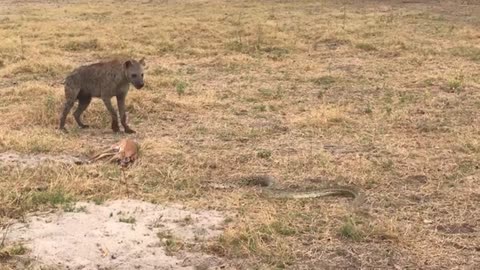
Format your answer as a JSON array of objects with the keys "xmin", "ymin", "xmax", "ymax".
[
  {"xmin": 59, "ymin": 100, "xmax": 75, "ymax": 132},
  {"xmin": 59, "ymin": 85, "xmax": 81, "ymax": 132},
  {"xmin": 73, "ymin": 95, "xmax": 92, "ymax": 128}
]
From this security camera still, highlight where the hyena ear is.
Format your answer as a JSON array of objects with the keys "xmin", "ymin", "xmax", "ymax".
[
  {"xmin": 124, "ymin": 60, "xmax": 132, "ymax": 69},
  {"xmin": 139, "ymin": 57, "xmax": 146, "ymax": 66}
]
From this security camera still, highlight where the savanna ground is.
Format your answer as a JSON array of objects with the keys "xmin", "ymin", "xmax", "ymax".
[{"xmin": 1, "ymin": 0, "xmax": 480, "ymax": 269}]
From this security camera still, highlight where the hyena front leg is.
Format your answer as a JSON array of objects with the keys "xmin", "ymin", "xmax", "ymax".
[
  {"xmin": 102, "ymin": 97, "xmax": 120, "ymax": 133},
  {"xmin": 117, "ymin": 94, "xmax": 135, "ymax": 134}
]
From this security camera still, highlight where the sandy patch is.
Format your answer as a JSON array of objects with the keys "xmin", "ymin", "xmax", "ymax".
[
  {"xmin": 0, "ymin": 151, "xmax": 87, "ymax": 168},
  {"xmin": 4, "ymin": 200, "xmax": 229, "ymax": 270}
]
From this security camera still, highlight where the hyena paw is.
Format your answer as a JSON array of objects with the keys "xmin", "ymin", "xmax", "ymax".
[
  {"xmin": 124, "ymin": 127, "xmax": 136, "ymax": 134},
  {"xmin": 112, "ymin": 122, "xmax": 120, "ymax": 133}
]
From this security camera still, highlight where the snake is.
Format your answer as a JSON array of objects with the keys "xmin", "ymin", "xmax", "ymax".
[{"xmin": 207, "ymin": 174, "xmax": 365, "ymax": 208}]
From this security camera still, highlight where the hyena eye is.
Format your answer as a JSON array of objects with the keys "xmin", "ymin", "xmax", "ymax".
[
  {"xmin": 131, "ymin": 74, "xmax": 137, "ymax": 78},
  {"xmin": 141, "ymin": 74, "xmax": 144, "ymax": 78}
]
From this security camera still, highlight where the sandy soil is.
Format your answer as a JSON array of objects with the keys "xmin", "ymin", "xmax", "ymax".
[
  {"xmin": 3, "ymin": 200, "xmax": 230, "ymax": 270},
  {"xmin": 0, "ymin": 151, "xmax": 87, "ymax": 168}
]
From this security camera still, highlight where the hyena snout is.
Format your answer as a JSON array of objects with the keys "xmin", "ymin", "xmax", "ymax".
[
  {"xmin": 133, "ymin": 80, "xmax": 144, "ymax": 89},
  {"xmin": 125, "ymin": 58, "xmax": 146, "ymax": 90}
]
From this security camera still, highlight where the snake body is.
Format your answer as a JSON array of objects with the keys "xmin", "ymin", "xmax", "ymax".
[{"xmin": 211, "ymin": 174, "xmax": 365, "ymax": 208}]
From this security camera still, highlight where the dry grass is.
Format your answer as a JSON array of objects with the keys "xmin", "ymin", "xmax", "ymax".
[{"xmin": 1, "ymin": 0, "xmax": 480, "ymax": 268}]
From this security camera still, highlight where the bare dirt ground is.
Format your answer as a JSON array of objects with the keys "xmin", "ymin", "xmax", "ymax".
[
  {"xmin": 0, "ymin": 151, "xmax": 86, "ymax": 168},
  {"xmin": 4, "ymin": 200, "xmax": 228, "ymax": 269},
  {"xmin": 1, "ymin": 0, "xmax": 480, "ymax": 269}
]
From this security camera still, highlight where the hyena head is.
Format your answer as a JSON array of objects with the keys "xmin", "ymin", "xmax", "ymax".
[{"xmin": 124, "ymin": 58, "xmax": 146, "ymax": 89}]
